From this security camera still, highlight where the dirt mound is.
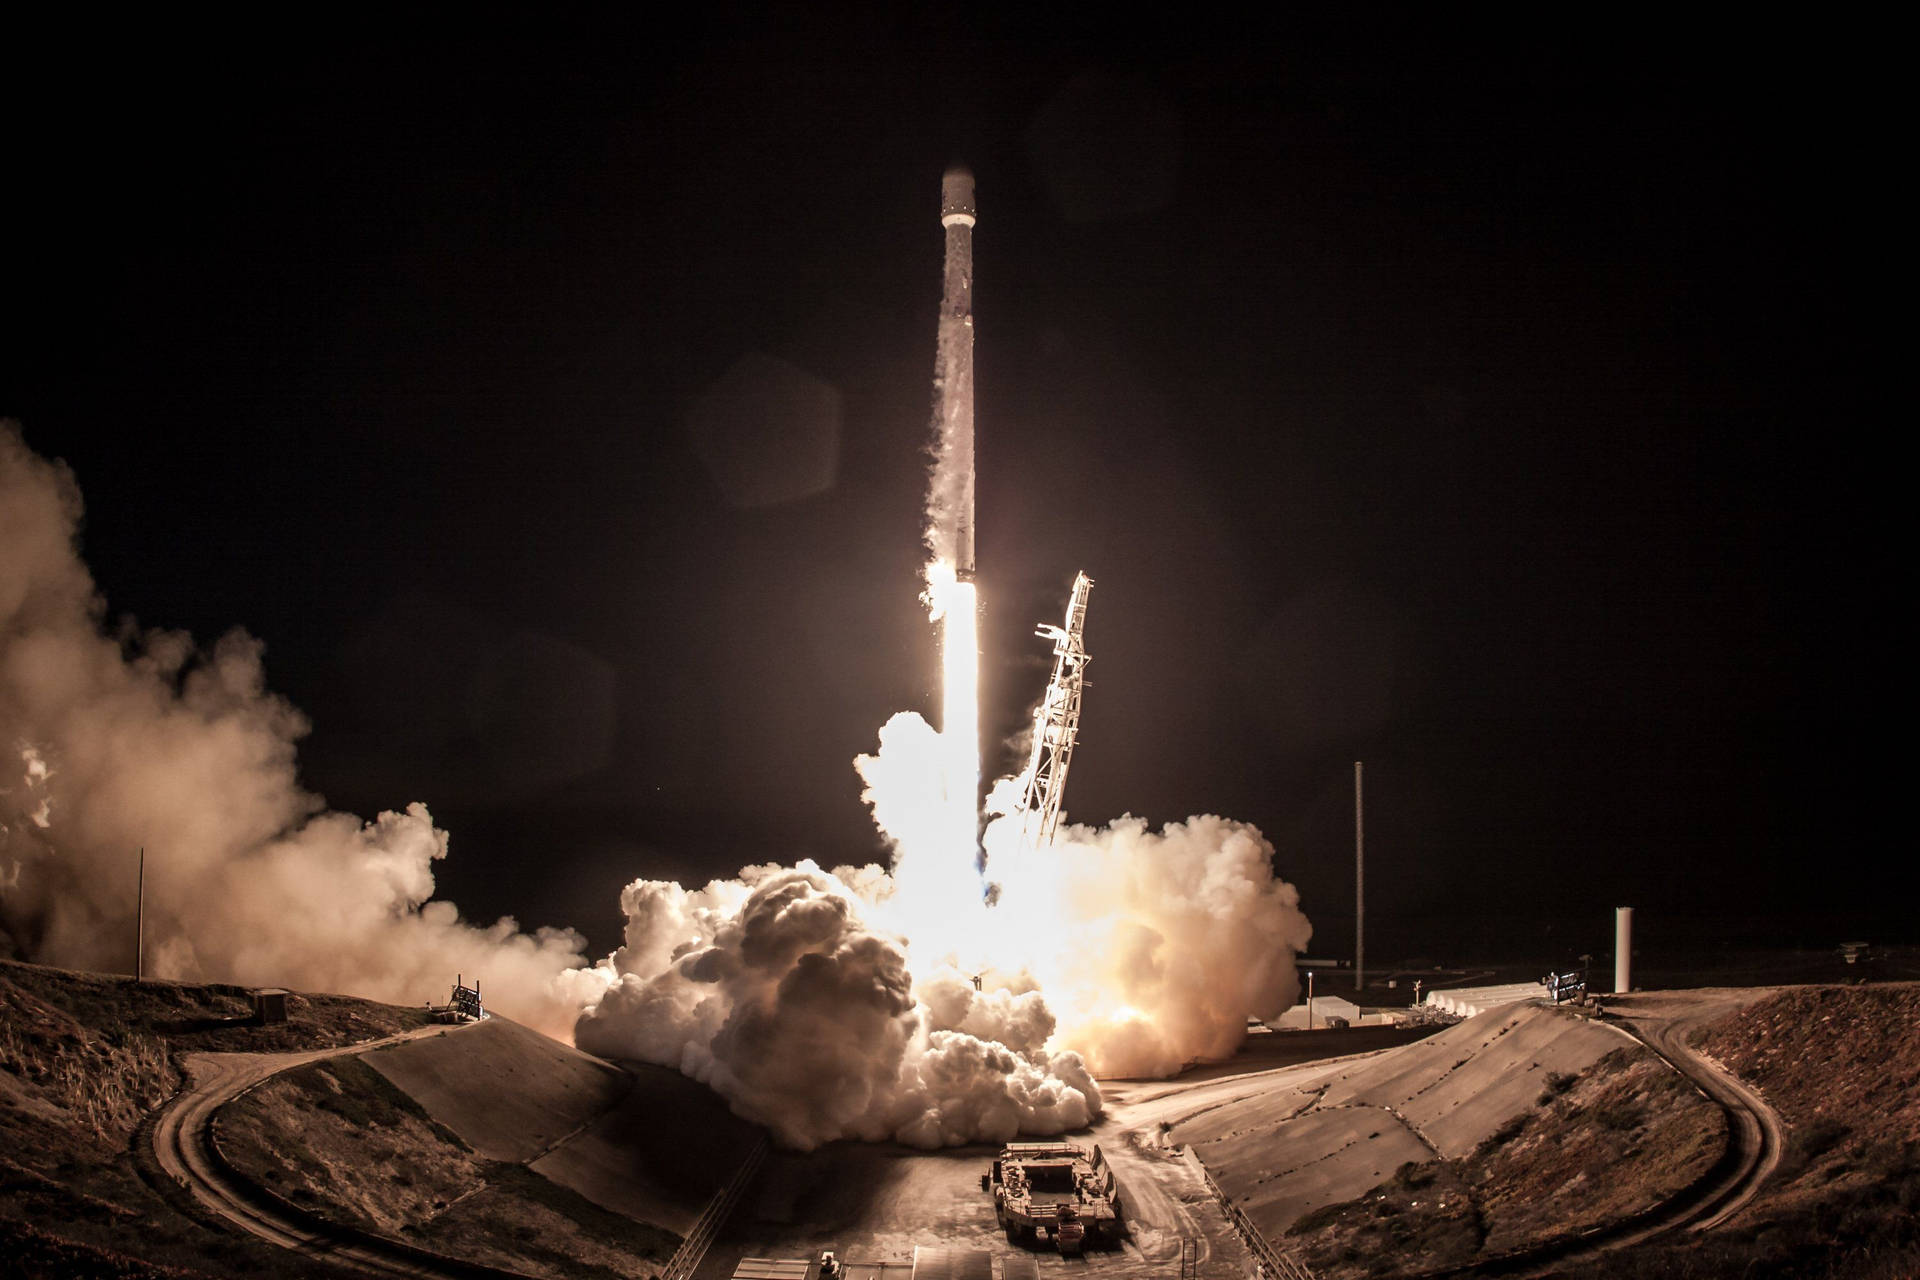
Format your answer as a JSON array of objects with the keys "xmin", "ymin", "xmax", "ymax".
[
  {"xmin": 1696, "ymin": 983, "xmax": 1920, "ymax": 1153},
  {"xmin": 1695, "ymin": 982, "xmax": 1920, "ymax": 1232}
]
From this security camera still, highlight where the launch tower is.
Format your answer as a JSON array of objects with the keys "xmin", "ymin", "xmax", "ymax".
[{"xmin": 1014, "ymin": 573, "xmax": 1094, "ymax": 849}]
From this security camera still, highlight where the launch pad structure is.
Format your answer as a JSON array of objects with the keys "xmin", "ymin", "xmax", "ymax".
[{"xmin": 1014, "ymin": 573, "xmax": 1094, "ymax": 850}]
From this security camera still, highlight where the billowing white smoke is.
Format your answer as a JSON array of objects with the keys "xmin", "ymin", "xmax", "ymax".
[
  {"xmin": 0, "ymin": 424, "xmax": 593, "ymax": 1037},
  {"xmin": 4, "ymin": 419, "xmax": 1315, "ymax": 1152},
  {"xmin": 575, "ymin": 863, "xmax": 1099, "ymax": 1150},
  {"xmin": 978, "ymin": 801, "xmax": 1315, "ymax": 1078},
  {"xmin": 573, "ymin": 710, "xmax": 1314, "ymax": 1147}
]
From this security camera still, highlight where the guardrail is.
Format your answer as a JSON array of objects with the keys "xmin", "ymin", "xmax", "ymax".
[
  {"xmin": 661, "ymin": 1135, "xmax": 771, "ymax": 1280},
  {"xmin": 1182, "ymin": 1148, "xmax": 1317, "ymax": 1280}
]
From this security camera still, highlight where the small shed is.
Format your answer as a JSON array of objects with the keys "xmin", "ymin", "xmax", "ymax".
[{"xmin": 252, "ymin": 988, "xmax": 290, "ymax": 1024}]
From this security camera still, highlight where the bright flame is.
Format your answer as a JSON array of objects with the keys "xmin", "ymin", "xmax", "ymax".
[
  {"xmin": 938, "ymin": 576, "xmax": 979, "ymax": 844},
  {"xmin": 874, "ymin": 564, "xmax": 985, "ymax": 967}
]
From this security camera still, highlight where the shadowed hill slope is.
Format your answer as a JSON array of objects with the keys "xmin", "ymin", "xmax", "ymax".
[{"xmin": 364, "ymin": 1014, "xmax": 629, "ymax": 1161}]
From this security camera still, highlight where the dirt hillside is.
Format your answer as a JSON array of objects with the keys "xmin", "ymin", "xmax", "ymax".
[
  {"xmin": 1549, "ymin": 983, "xmax": 1920, "ymax": 1280},
  {"xmin": 1, "ymin": 957, "xmax": 433, "ymax": 1278}
]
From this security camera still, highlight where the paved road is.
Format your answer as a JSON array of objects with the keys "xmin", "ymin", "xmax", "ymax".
[{"xmin": 149, "ymin": 1022, "xmax": 505, "ymax": 1278}]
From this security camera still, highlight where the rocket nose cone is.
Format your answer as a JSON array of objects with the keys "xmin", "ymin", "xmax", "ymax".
[{"xmin": 941, "ymin": 167, "xmax": 976, "ymax": 223}]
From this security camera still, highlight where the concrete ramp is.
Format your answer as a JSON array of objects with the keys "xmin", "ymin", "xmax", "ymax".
[
  {"xmin": 530, "ymin": 1060, "xmax": 758, "ymax": 1231},
  {"xmin": 1176, "ymin": 1002, "xmax": 1627, "ymax": 1236},
  {"xmin": 362, "ymin": 1017, "xmax": 627, "ymax": 1162},
  {"xmin": 1319, "ymin": 1002, "xmax": 1626, "ymax": 1157}
]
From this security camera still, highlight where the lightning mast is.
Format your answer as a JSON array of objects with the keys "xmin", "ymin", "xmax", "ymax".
[{"xmin": 1015, "ymin": 573, "xmax": 1094, "ymax": 849}]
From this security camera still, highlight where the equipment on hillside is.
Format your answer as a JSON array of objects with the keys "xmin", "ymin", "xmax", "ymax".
[
  {"xmin": 1543, "ymin": 970, "xmax": 1587, "ymax": 1004},
  {"xmin": 430, "ymin": 974, "xmax": 486, "ymax": 1023}
]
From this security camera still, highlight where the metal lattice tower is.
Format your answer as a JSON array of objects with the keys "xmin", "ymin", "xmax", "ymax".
[{"xmin": 1015, "ymin": 573, "xmax": 1093, "ymax": 849}]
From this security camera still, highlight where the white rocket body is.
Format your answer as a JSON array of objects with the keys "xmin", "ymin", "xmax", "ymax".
[{"xmin": 937, "ymin": 167, "xmax": 976, "ymax": 581}]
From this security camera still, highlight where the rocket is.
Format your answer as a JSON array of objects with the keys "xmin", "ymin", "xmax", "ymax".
[{"xmin": 938, "ymin": 166, "xmax": 977, "ymax": 582}]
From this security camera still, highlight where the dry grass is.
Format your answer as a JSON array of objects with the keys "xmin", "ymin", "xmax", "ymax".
[
  {"xmin": 1287, "ymin": 1159, "xmax": 1483, "ymax": 1277},
  {"xmin": 1468, "ymin": 1047, "xmax": 1724, "ymax": 1253},
  {"xmin": 0, "ymin": 1018, "xmax": 174, "ymax": 1146},
  {"xmin": 1694, "ymin": 982, "xmax": 1920, "ymax": 1217}
]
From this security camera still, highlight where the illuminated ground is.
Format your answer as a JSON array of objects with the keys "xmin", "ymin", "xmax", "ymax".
[{"xmin": 696, "ymin": 1091, "xmax": 1259, "ymax": 1280}]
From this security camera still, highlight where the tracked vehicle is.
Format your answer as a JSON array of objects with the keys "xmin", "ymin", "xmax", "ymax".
[{"xmin": 984, "ymin": 1141, "xmax": 1122, "ymax": 1253}]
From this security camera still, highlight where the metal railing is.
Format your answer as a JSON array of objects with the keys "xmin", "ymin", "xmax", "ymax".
[
  {"xmin": 1183, "ymin": 1149, "xmax": 1318, "ymax": 1280},
  {"xmin": 661, "ymin": 1135, "xmax": 770, "ymax": 1280}
]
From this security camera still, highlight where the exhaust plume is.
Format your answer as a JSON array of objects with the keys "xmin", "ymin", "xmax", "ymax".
[
  {"xmin": 574, "ymin": 863, "xmax": 1100, "ymax": 1151},
  {"xmin": 0, "ymin": 424, "xmax": 593, "ymax": 1037},
  {"xmin": 573, "ymin": 713, "xmax": 1313, "ymax": 1146}
]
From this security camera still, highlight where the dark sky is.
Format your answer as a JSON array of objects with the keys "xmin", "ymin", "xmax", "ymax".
[{"xmin": 5, "ymin": 14, "xmax": 1895, "ymax": 963}]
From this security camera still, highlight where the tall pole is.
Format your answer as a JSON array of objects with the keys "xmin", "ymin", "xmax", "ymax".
[
  {"xmin": 135, "ymin": 846, "xmax": 145, "ymax": 982},
  {"xmin": 1354, "ymin": 761, "xmax": 1364, "ymax": 991},
  {"xmin": 1615, "ymin": 907, "xmax": 1633, "ymax": 995}
]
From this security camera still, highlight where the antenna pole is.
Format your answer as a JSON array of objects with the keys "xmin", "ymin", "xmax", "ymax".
[
  {"xmin": 135, "ymin": 847, "xmax": 145, "ymax": 982},
  {"xmin": 1354, "ymin": 762, "xmax": 1364, "ymax": 992}
]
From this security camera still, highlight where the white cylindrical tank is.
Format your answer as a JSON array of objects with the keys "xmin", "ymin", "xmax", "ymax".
[{"xmin": 1615, "ymin": 906, "xmax": 1634, "ymax": 994}]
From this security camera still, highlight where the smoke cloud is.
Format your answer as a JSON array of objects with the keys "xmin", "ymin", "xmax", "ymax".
[
  {"xmin": 4, "ymin": 421, "xmax": 1315, "ymax": 1152},
  {"xmin": 979, "ymin": 803, "xmax": 1315, "ymax": 1078},
  {"xmin": 574, "ymin": 863, "xmax": 1100, "ymax": 1150},
  {"xmin": 0, "ymin": 424, "xmax": 592, "ymax": 1037},
  {"xmin": 573, "ymin": 711, "xmax": 1313, "ymax": 1147}
]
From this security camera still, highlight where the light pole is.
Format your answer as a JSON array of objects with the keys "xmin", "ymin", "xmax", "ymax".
[
  {"xmin": 1307, "ymin": 970, "xmax": 1315, "ymax": 1030},
  {"xmin": 135, "ymin": 846, "xmax": 145, "ymax": 982}
]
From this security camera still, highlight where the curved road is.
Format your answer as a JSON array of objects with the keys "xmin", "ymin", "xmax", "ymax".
[
  {"xmin": 149, "ymin": 1023, "xmax": 504, "ymax": 1278},
  {"xmin": 1608, "ymin": 989, "xmax": 1785, "ymax": 1234},
  {"xmin": 1445, "ymin": 989, "xmax": 1786, "ymax": 1279}
]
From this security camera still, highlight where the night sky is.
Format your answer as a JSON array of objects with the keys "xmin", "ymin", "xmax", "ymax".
[{"xmin": 5, "ymin": 15, "xmax": 1894, "ymax": 965}]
